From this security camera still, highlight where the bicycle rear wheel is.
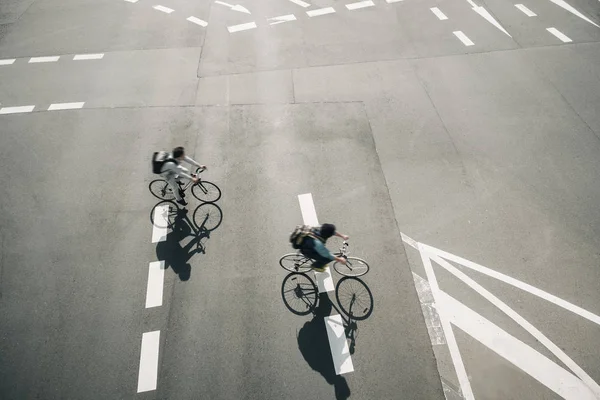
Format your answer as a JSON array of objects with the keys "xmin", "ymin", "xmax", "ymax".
[
  {"xmin": 192, "ymin": 202, "xmax": 223, "ymax": 231},
  {"xmin": 336, "ymin": 277, "xmax": 373, "ymax": 321},
  {"xmin": 191, "ymin": 180, "xmax": 221, "ymax": 202},
  {"xmin": 281, "ymin": 273, "xmax": 318, "ymax": 316},
  {"xmin": 279, "ymin": 253, "xmax": 313, "ymax": 273},
  {"xmin": 149, "ymin": 179, "xmax": 175, "ymax": 200},
  {"xmin": 333, "ymin": 257, "xmax": 369, "ymax": 277}
]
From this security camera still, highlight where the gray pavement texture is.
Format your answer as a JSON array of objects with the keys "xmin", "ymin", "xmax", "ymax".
[{"xmin": 1, "ymin": 0, "xmax": 600, "ymax": 399}]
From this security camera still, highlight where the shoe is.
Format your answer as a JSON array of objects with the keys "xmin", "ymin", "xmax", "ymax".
[
  {"xmin": 311, "ymin": 265, "xmax": 326, "ymax": 273},
  {"xmin": 177, "ymin": 199, "xmax": 188, "ymax": 206}
]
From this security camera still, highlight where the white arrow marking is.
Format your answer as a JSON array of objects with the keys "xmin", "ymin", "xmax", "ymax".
[
  {"xmin": 464, "ymin": 0, "xmax": 512, "ymax": 37},
  {"xmin": 215, "ymin": 0, "xmax": 250, "ymax": 14},
  {"xmin": 549, "ymin": 0, "xmax": 599, "ymax": 28}
]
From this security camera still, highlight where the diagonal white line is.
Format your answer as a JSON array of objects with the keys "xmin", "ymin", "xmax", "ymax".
[
  {"xmin": 430, "ymin": 7, "xmax": 448, "ymax": 20},
  {"xmin": 228, "ymin": 22, "xmax": 257, "ymax": 33},
  {"xmin": 453, "ymin": 30, "xmax": 474, "ymax": 46},
  {"xmin": 515, "ymin": 4, "xmax": 537, "ymax": 16},
  {"xmin": 549, "ymin": 0, "xmax": 599, "ymax": 28},
  {"xmin": 48, "ymin": 102, "xmax": 85, "ymax": 111},
  {"xmin": 547, "ymin": 27, "xmax": 572, "ymax": 42},
  {"xmin": 153, "ymin": 5, "xmax": 174, "ymax": 13},
  {"xmin": 288, "ymin": 0, "xmax": 311, "ymax": 7},
  {"xmin": 346, "ymin": 0, "xmax": 375, "ymax": 10},
  {"xmin": 307, "ymin": 7, "xmax": 335, "ymax": 16},
  {"xmin": 187, "ymin": 16, "xmax": 208, "ymax": 26}
]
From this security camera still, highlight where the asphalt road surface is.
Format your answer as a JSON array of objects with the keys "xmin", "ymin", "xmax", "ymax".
[{"xmin": 1, "ymin": 0, "xmax": 599, "ymax": 399}]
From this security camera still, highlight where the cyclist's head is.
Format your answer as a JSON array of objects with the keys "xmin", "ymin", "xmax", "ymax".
[
  {"xmin": 173, "ymin": 146, "xmax": 185, "ymax": 159},
  {"xmin": 320, "ymin": 223, "xmax": 336, "ymax": 239}
]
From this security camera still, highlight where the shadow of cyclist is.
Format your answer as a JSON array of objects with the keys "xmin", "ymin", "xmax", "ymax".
[
  {"xmin": 155, "ymin": 206, "xmax": 209, "ymax": 281},
  {"xmin": 297, "ymin": 293, "xmax": 351, "ymax": 400}
]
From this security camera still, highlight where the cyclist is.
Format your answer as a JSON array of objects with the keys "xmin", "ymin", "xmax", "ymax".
[
  {"xmin": 160, "ymin": 146, "xmax": 206, "ymax": 206},
  {"xmin": 300, "ymin": 223, "xmax": 349, "ymax": 272}
]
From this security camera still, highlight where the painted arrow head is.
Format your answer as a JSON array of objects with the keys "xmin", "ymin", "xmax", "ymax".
[{"xmin": 231, "ymin": 4, "xmax": 251, "ymax": 13}]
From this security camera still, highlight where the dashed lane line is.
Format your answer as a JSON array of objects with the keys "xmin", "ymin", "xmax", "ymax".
[
  {"xmin": 345, "ymin": 0, "xmax": 374, "ymax": 10},
  {"xmin": 29, "ymin": 56, "xmax": 60, "ymax": 63},
  {"xmin": 430, "ymin": 7, "xmax": 448, "ymax": 20},
  {"xmin": 306, "ymin": 7, "xmax": 336, "ymax": 17},
  {"xmin": 515, "ymin": 4, "xmax": 536, "ymax": 17},
  {"xmin": 453, "ymin": 30, "xmax": 475, "ymax": 46},
  {"xmin": 137, "ymin": 331, "xmax": 160, "ymax": 393},
  {"xmin": 288, "ymin": 0, "xmax": 311, "ymax": 7},
  {"xmin": 0, "ymin": 59, "xmax": 16, "ymax": 65},
  {"xmin": 48, "ymin": 102, "xmax": 85, "ymax": 111},
  {"xmin": 325, "ymin": 315, "xmax": 354, "ymax": 375},
  {"xmin": 153, "ymin": 5, "xmax": 174, "ymax": 13},
  {"xmin": 145, "ymin": 261, "xmax": 166, "ymax": 308},
  {"xmin": 268, "ymin": 14, "xmax": 297, "ymax": 25},
  {"xmin": 187, "ymin": 16, "xmax": 208, "ymax": 26},
  {"xmin": 0, "ymin": 105, "xmax": 35, "ymax": 115},
  {"xmin": 227, "ymin": 22, "xmax": 257, "ymax": 32},
  {"xmin": 151, "ymin": 204, "xmax": 169, "ymax": 243},
  {"xmin": 547, "ymin": 27, "xmax": 572, "ymax": 42},
  {"xmin": 73, "ymin": 53, "xmax": 105, "ymax": 60}
]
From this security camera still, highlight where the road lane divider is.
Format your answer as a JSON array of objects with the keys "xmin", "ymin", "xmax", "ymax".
[
  {"xmin": 137, "ymin": 331, "xmax": 161, "ymax": 393},
  {"xmin": 325, "ymin": 315, "xmax": 354, "ymax": 374},
  {"xmin": 453, "ymin": 30, "xmax": 474, "ymax": 46},
  {"xmin": 151, "ymin": 204, "xmax": 170, "ymax": 243},
  {"xmin": 145, "ymin": 261, "xmax": 166, "ymax": 308},
  {"xmin": 73, "ymin": 53, "xmax": 105, "ymax": 60},
  {"xmin": 48, "ymin": 102, "xmax": 85, "ymax": 111},
  {"xmin": 29, "ymin": 56, "xmax": 60, "ymax": 63},
  {"xmin": 547, "ymin": 27, "xmax": 572, "ymax": 42},
  {"xmin": 0, "ymin": 105, "xmax": 35, "ymax": 114}
]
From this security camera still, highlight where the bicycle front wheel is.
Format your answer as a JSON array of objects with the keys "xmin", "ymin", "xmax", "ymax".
[
  {"xmin": 149, "ymin": 179, "xmax": 175, "ymax": 200},
  {"xmin": 333, "ymin": 257, "xmax": 369, "ymax": 277},
  {"xmin": 336, "ymin": 277, "xmax": 373, "ymax": 321},
  {"xmin": 192, "ymin": 180, "xmax": 221, "ymax": 202},
  {"xmin": 279, "ymin": 253, "xmax": 313, "ymax": 273}
]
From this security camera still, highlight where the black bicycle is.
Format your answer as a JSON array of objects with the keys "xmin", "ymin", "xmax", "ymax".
[
  {"xmin": 279, "ymin": 241, "xmax": 370, "ymax": 277},
  {"xmin": 149, "ymin": 167, "xmax": 221, "ymax": 203}
]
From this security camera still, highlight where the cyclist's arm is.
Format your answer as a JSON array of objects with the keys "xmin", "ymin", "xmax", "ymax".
[
  {"xmin": 183, "ymin": 155, "xmax": 205, "ymax": 170},
  {"xmin": 313, "ymin": 241, "xmax": 336, "ymax": 262},
  {"xmin": 334, "ymin": 232, "xmax": 349, "ymax": 240}
]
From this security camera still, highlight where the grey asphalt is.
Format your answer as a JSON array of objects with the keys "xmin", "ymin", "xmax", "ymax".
[{"xmin": 1, "ymin": 0, "xmax": 600, "ymax": 399}]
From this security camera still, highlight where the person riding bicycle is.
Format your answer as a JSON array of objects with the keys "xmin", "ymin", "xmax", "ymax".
[
  {"xmin": 160, "ymin": 146, "xmax": 206, "ymax": 206},
  {"xmin": 300, "ymin": 223, "xmax": 349, "ymax": 272}
]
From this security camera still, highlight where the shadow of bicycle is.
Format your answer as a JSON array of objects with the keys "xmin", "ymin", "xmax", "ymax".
[{"xmin": 150, "ymin": 200, "xmax": 223, "ymax": 281}]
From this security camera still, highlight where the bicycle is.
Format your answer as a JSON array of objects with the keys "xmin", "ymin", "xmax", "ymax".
[
  {"xmin": 279, "ymin": 241, "xmax": 370, "ymax": 277},
  {"xmin": 149, "ymin": 167, "xmax": 221, "ymax": 203}
]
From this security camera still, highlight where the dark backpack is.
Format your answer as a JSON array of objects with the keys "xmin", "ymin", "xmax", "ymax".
[
  {"xmin": 290, "ymin": 225, "xmax": 313, "ymax": 249},
  {"xmin": 152, "ymin": 151, "xmax": 177, "ymax": 174}
]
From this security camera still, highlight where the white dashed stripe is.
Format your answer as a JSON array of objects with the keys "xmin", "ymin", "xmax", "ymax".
[
  {"xmin": 0, "ymin": 106, "xmax": 35, "ymax": 114},
  {"xmin": 288, "ymin": 0, "xmax": 311, "ymax": 7},
  {"xmin": 430, "ymin": 7, "xmax": 448, "ymax": 20},
  {"xmin": 153, "ymin": 5, "xmax": 174, "ymax": 13},
  {"xmin": 145, "ymin": 261, "xmax": 166, "ymax": 308},
  {"xmin": 346, "ymin": 0, "xmax": 374, "ymax": 10},
  {"xmin": 307, "ymin": 7, "xmax": 336, "ymax": 16},
  {"xmin": 29, "ymin": 56, "xmax": 60, "ymax": 63},
  {"xmin": 325, "ymin": 315, "xmax": 354, "ymax": 374},
  {"xmin": 0, "ymin": 59, "xmax": 16, "ymax": 65},
  {"xmin": 73, "ymin": 53, "xmax": 104, "ymax": 60},
  {"xmin": 152, "ymin": 204, "xmax": 170, "ymax": 243},
  {"xmin": 386, "ymin": 0, "xmax": 403, "ymax": 3},
  {"xmin": 124, "ymin": 0, "xmax": 139, "ymax": 2},
  {"xmin": 547, "ymin": 27, "xmax": 571, "ymax": 42},
  {"xmin": 515, "ymin": 4, "xmax": 536, "ymax": 16},
  {"xmin": 48, "ymin": 102, "xmax": 85, "ymax": 111},
  {"xmin": 187, "ymin": 16, "xmax": 208, "ymax": 26},
  {"xmin": 269, "ymin": 14, "xmax": 297, "ymax": 25},
  {"xmin": 453, "ymin": 31, "xmax": 474, "ymax": 46},
  {"xmin": 137, "ymin": 331, "xmax": 160, "ymax": 393},
  {"xmin": 228, "ymin": 22, "xmax": 257, "ymax": 33}
]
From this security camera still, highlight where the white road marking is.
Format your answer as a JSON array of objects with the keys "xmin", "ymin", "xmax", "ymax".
[
  {"xmin": 0, "ymin": 105, "xmax": 35, "ymax": 114},
  {"xmin": 346, "ymin": 0, "xmax": 374, "ymax": 10},
  {"xmin": 453, "ymin": 31, "xmax": 474, "ymax": 46},
  {"xmin": 469, "ymin": 2, "xmax": 512, "ymax": 37},
  {"xmin": 145, "ymin": 261, "xmax": 166, "ymax": 308},
  {"xmin": 0, "ymin": 59, "xmax": 16, "ymax": 65},
  {"xmin": 547, "ymin": 27, "xmax": 572, "ymax": 42},
  {"xmin": 412, "ymin": 273, "xmax": 446, "ymax": 345},
  {"xmin": 549, "ymin": 0, "xmax": 599, "ymax": 28},
  {"xmin": 416, "ymin": 240, "xmax": 600, "ymax": 326},
  {"xmin": 297, "ymin": 193, "xmax": 334, "ymax": 293},
  {"xmin": 215, "ymin": 0, "xmax": 251, "ymax": 14},
  {"xmin": 187, "ymin": 16, "xmax": 208, "ymax": 26},
  {"xmin": 268, "ymin": 14, "xmax": 297, "ymax": 25},
  {"xmin": 288, "ymin": 0, "xmax": 311, "ymax": 7},
  {"xmin": 152, "ymin": 204, "xmax": 170, "ymax": 243},
  {"xmin": 228, "ymin": 22, "xmax": 257, "ymax": 33},
  {"xmin": 325, "ymin": 314, "xmax": 354, "ymax": 374},
  {"xmin": 137, "ymin": 331, "xmax": 160, "ymax": 393},
  {"xmin": 73, "ymin": 53, "xmax": 104, "ymax": 60},
  {"xmin": 430, "ymin": 7, "xmax": 448, "ymax": 20},
  {"xmin": 428, "ymin": 251, "xmax": 600, "ymax": 397},
  {"xmin": 29, "ymin": 56, "xmax": 60, "ymax": 63},
  {"xmin": 307, "ymin": 7, "xmax": 336, "ymax": 16},
  {"xmin": 124, "ymin": 0, "xmax": 139, "ymax": 3},
  {"xmin": 515, "ymin": 4, "xmax": 536, "ymax": 16},
  {"xmin": 386, "ymin": 0, "xmax": 403, "ymax": 3},
  {"xmin": 440, "ymin": 291, "xmax": 598, "ymax": 399},
  {"xmin": 418, "ymin": 246, "xmax": 475, "ymax": 400},
  {"xmin": 153, "ymin": 5, "xmax": 174, "ymax": 13},
  {"xmin": 48, "ymin": 102, "xmax": 85, "ymax": 111}
]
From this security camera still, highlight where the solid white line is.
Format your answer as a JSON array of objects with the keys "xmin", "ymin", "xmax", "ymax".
[
  {"xmin": 430, "ymin": 7, "xmax": 448, "ymax": 20},
  {"xmin": 515, "ymin": 4, "xmax": 536, "ymax": 16},
  {"xmin": 429, "ymin": 252, "xmax": 600, "ymax": 397},
  {"xmin": 187, "ymin": 16, "xmax": 208, "ymax": 26},
  {"xmin": 547, "ymin": 27, "xmax": 572, "ymax": 42},
  {"xmin": 346, "ymin": 0, "xmax": 374, "ymax": 10},
  {"xmin": 153, "ymin": 5, "xmax": 174, "ymax": 13},
  {"xmin": 145, "ymin": 261, "xmax": 166, "ymax": 308},
  {"xmin": 288, "ymin": 0, "xmax": 311, "ymax": 7},
  {"xmin": 418, "ymin": 242, "xmax": 600, "ymax": 326},
  {"xmin": 297, "ymin": 193, "xmax": 319, "ymax": 226},
  {"xmin": 453, "ymin": 31, "xmax": 474, "ymax": 46},
  {"xmin": 412, "ymin": 273, "xmax": 446, "ymax": 345},
  {"xmin": 47, "ymin": 102, "xmax": 85, "ymax": 111},
  {"xmin": 440, "ymin": 291, "xmax": 598, "ymax": 399},
  {"xmin": 137, "ymin": 331, "xmax": 160, "ymax": 393},
  {"xmin": 152, "ymin": 204, "xmax": 170, "ymax": 243},
  {"xmin": 307, "ymin": 7, "xmax": 336, "ymax": 16},
  {"xmin": 0, "ymin": 105, "xmax": 35, "ymax": 114},
  {"xmin": 418, "ymin": 246, "xmax": 475, "ymax": 400},
  {"xmin": 29, "ymin": 56, "xmax": 59, "ymax": 63},
  {"xmin": 0, "ymin": 59, "xmax": 16, "ymax": 65},
  {"xmin": 325, "ymin": 314, "xmax": 354, "ymax": 374},
  {"xmin": 227, "ymin": 22, "xmax": 257, "ymax": 33},
  {"xmin": 73, "ymin": 53, "xmax": 104, "ymax": 60},
  {"xmin": 269, "ymin": 14, "xmax": 297, "ymax": 25}
]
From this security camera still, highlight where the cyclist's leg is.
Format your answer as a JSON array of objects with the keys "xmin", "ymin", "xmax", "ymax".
[
  {"xmin": 164, "ymin": 174, "xmax": 183, "ymax": 201},
  {"xmin": 300, "ymin": 246, "xmax": 329, "ymax": 270}
]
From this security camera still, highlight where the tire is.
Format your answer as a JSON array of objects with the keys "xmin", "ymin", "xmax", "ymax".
[
  {"xmin": 335, "ymin": 277, "xmax": 373, "ymax": 321},
  {"xmin": 333, "ymin": 257, "xmax": 369, "ymax": 277},
  {"xmin": 279, "ymin": 253, "xmax": 313, "ymax": 273},
  {"xmin": 281, "ymin": 273, "xmax": 318, "ymax": 316},
  {"xmin": 192, "ymin": 202, "xmax": 223, "ymax": 231},
  {"xmin": 191, "ymin": 180, "xmax": 221, "ymax": 202},
  {"xmin": 149, "ymin": 200, "xmax": 178, "ymax": 229},
  {"xmin": 149, "ymin": 179, "xmax": 175, "ymax": 200}
]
